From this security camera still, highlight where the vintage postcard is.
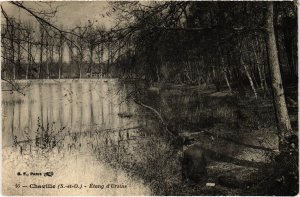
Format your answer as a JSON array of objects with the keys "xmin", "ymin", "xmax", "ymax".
[{"xmin": 1, "ymin": 1, "xmax": 298, "ymax": 196}]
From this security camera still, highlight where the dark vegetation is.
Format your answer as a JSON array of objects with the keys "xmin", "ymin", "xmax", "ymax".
[
  {"xmin": 129, "ymin": 85, "xmax": 298, "ymax": 195},
  {"xmin": 13, "ymin": 118, "xmax": 66, "ymax": 154}
]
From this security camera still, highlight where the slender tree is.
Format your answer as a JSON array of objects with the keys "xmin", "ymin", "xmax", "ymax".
[
  {"xmin": 39, "ymin": 25, "xmax": 44, "ymax": 79},
  {"xmin": 58, "ymin": 32, "xmax": 64, "ymax": 79},
  {"xmin": 266, "ymin": 2, "xmax": 292, "ymax": 151},
  {"xmin": 25, "ymin": 24, "xmax": 33, "ymax": 79}
]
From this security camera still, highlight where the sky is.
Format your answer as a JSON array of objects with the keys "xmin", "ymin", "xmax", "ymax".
[{"xmin": 1, "ymin": 1, "xmax": 115, "ymax": 30}]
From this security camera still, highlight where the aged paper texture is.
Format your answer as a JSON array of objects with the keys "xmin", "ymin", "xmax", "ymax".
[{"xmin": 1, "ymin": 1, "xmax": 298, "ymax": 196}]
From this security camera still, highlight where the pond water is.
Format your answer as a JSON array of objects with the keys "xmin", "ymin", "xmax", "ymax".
[
  {"xmin": 2, "ymin": 79, "xmax": 140, "ymax": 146},
  {"xmin": 2, "ymin": 79, "xmax": 154, "ymax": 195}
]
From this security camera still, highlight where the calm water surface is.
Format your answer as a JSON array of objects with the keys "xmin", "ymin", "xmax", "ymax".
[
  {"xmin": 2, "ymin": 79, "xmax": 140, "ymax": 146},
  {"xmin": 2, "ymin": 79, "xmax": 152, "ymax": 195}
]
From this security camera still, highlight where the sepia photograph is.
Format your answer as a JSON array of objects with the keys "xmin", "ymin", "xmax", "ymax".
[{"xmin": 1, "ymin": 1, "xmax": 298, "ymax": 196}]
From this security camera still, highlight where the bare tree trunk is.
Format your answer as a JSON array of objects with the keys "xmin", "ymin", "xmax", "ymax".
[
  {"xmin": 133, "ymin": 99, "xmax": 176, "ymax": 137},
  {"xmin": 250, "ymin": 62, "xmax": 259, "ymax": 88},
  {"xmin": 266, "ymin": 2, "xmax": 292, "ymax": 150},
  {"xmin": 101, "ymin": 43, "xmax": 104, "ymax": 78},
  {"xmin": 39, "ymin": 27, "xmax": 44, "ymax": 79},
  {"xmin": 107, "ymin": 42, "xmax": 110, "ymax": 76},
  {"xmin": 156, "ymin": 63, "xmax": 160, "ymax": 82},
  {"xmin": 67, "ymin": 42, "xmax": 74, "ymax": 77},
  {"xmin": 118, "ymin": 40, "xmax": 121, "ymax": 62},
  {"xmin": 254, "ymin": 36, "xmax": 269, "ymax": 94},
  {"xmin": 251, "ymin": 40, "xmax": 264, "ymax": 90},
  {"xmin": 26, "ymin": 32, "xmax": 32, "ymax": 79},
  {"xmin": 196, "ymin": 66, "xmax": 201, "ymax": 86},
  {"xmin": 79, "ymin": 52, "xmax": 83, "ymax": 79},
  {"xmin": 260, "ymin": 36, "xmax": 271, "ymax": 96},
  {"xmin": 89, "ymin": 48, "xmax": 93, "ymax": 77},
  {"xmin": 58, "ymin": 34, "xmax": 64, "ymax": 79},
  {"xmin": 68, "ymin": 45, "xmax": 73, "ymax": 64},
  {"xmin": 46, "ymin": 42, "xmax": 50, "ymax": 79},
  {"xmin": 49, "ymin": 41, "xmax": 54, "ymax": 79},
  {"xmin": 242, "ymin": 60, "xmax": 258, "ymax": 99},
  {"xmin": 58, "ymin": 66, "xmax": 61, "ymax": 79},
  {"xmin": 79, "ymin": 64, "xmax": 82, "ymax": 79},
  {"xmin": 10, "ymin": 21, "xmax": 15, "ymax": 80},
  {"xmin": 219, "ymin": 48, "xmax": 232, "ymax": 92},
  {"xmin": 16, "ymin": 23, "xmax": 21, "ymax": 80},
  {"xmin": 224, "ymin": 69, "xmax": 232, "ymax": 92}
]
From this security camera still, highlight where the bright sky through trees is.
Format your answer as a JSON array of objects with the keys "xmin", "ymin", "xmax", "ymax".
[{"xmin": 1, "ymin": 1, "xmax": 114, "ymax": 29}]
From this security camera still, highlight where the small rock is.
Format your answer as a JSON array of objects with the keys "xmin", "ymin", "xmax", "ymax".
[{"xmin": 206, "ymin": 182, "xmax": 215, "ymax": 187}]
